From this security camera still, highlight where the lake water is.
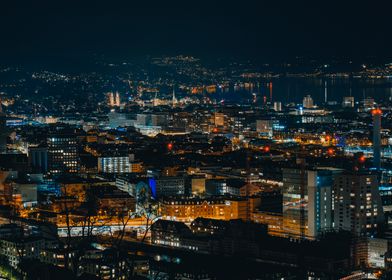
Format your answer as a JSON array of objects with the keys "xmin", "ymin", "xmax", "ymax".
[{"xmin": 220, "ymin": 78, "xmax": 392, "ymax": 105}]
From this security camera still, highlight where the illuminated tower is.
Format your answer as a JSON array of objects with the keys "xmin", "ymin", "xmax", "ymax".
[
  {"xmin": 115, "ymin": 92, "xmax": 121, "ymax": 107},
  {"xmin": 108, "ymin": 92, "xmax": 114, "ymax": 106},
  {"xmin": 107, "ymin": 92, "xmax": 121, "ymax": 107},
  {"xmin": 372, "ymin": 108, "xmax": 382, "ymax": 170},
  {"xmin": 153, "ymin": 91, "xmax": 158, "ymax": 107},
  {"xmin": 172, "ymin": 86, "xmax": 177, "ymax": 108}
]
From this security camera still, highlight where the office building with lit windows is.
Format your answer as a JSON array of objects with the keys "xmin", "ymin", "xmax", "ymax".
[
  {"xmin": 97, "ymin": 156, "xmax": 130, "ymax": 173},
  {"xmin": 333, "ymin": 172, "xmax": 384, "ymax": 236},
  {"xmin": 159, "ymin": 196, "xmax": 255, "ymax": 222},
  {"xmin": 152, "ymin": 177, "xmax": 186, "ymax": 197},
  {"xmin": 47, "ymin": 133, "xmax": 79, "ymax": 175}
]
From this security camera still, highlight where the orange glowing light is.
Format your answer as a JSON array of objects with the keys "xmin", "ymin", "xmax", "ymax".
[
  {"xmin": 327, "ymin": 148, "xmax": 334, "ymax": 156},
  {"xmin": 371, "ymin": 108, "xmax": 382, "ymax": 116},
  {"xmin": 212, "ymin": 127, "xmax": 218, "ymax": 133},
  {"xmin": 359, "ymin": 155, "xmax": 366, "ymax": 163},
  {"xmin": 264, "ymin": 146, "xmax": 270, "ymax": 152},
  {"xmin": 325, "ymin": 135, "xmax": 331, "ymax": 141}
]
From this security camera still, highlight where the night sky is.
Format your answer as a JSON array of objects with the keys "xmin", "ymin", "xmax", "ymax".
[{"xmin": 0, "ymin": 1, "xmax": 391, "ymax": 62}]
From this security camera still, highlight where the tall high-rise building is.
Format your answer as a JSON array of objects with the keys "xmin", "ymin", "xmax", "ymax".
[
  {"xmin": 28, "ymin": 145, "xmax": 48, "ymax": 174},
  {"xmin": 47, "ymin": 133, "xmax": 79, "ymax": 175},
  {"xmin": 0, "ymin": 100, "xmax": 7, "ymax": 154},
  {"xmin": 282, "ymin": 167, "xmax": 342, "ymax": 240},
  {"xmin": 372, "ymin": 108, "xmax": 382, "ymax": 170},
  {"xmin": 282, "ymin": 168, "xmax": 308, "ymax": 239},
  {"xmin": 303, "ymin": 95, "xmax": 314, "ymax": 109},
  {"xmin": 333, "ymin": 172, "xmax": 384, "ymax": 236}
]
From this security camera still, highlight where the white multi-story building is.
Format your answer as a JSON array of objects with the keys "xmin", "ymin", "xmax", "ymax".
[
  {"xmin": 282, "ymin": 167, "xmax": 343, "ymax": 240},
  {"xmin": 98, "ymin": 156, "xmax": 131, "ymax": 173}
]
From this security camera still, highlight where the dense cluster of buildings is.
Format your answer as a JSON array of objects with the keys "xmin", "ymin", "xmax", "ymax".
[{"xmin": 0, "ymin": 57, "xmax": 392, "ymax": 278}]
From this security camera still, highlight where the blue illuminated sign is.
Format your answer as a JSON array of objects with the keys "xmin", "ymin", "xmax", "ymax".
[{"xmin": 149, "ymin": 178, "xmax": 157, "ymax": 199}]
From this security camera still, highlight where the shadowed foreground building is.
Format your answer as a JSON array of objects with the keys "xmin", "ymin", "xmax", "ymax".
[
  {"xmin": 151, "ymin": 218, "xmax": 352, "ymax": 277},
  {"xmin": 0, "ymin": 102, "xmax": 7, "ymax": 154},
  {"xmin": 29, "ymin": 145, "xmax": 48, "ymax": 174}
]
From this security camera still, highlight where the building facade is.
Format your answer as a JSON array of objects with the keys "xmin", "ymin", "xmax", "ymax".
[
  {"xmin": 47, "ymin": 133, "xmax": 79, "ymax": 175},
  {"xmin": 333, "ymin": 172, "xmax": 384, "ymax": 236}
]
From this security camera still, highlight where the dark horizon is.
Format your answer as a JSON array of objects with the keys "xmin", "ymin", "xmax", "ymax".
[{"xmin": 0, "ymin": 1, "xmax": 391, "ymax": 64}]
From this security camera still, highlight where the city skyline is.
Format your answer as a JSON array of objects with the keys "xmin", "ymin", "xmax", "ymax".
[{"xmin": 1, "ymin": 1, "xmax": 392, "ymax": 279}]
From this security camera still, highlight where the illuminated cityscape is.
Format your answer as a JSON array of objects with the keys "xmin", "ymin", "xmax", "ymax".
[{"xmin": 0, "ymin": 1, "xmax": 391, "ymax": 279}]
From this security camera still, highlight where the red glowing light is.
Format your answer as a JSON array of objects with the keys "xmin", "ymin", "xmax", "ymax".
[
  {"xmin": 325, "ymin": 135, "xmax": 331, "ymax": 141},
  {"xmin": 264, "ymin": 146, "xmax": 270, "ymax": 152},
  {"xmin": 327, "ymin": 148, "xmax": 334, "ymax": 155},
  {"xmin": 212, "ymin": 127, "xmax": 218, "ymax": 133},
  {"xmin": 359, "ymin": 155, "xmax": 366, "ymax": 163},
  {"xmin": 167, "ymin": 143, "xmax": 173, "ymax": 150}
]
